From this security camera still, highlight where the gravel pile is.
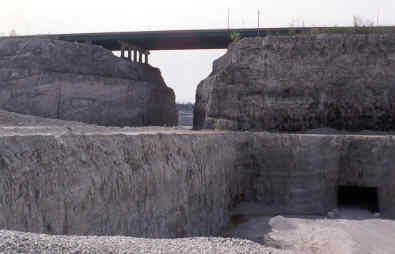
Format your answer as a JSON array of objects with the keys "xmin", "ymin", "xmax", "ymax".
[{"xmin": 0, "ymin": 230, "xmax": 293, "ymax": 254}]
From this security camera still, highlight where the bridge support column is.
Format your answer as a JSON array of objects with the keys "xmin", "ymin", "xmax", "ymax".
[
  {"xmin": 138, "ymin": 51, "xmax": 142, "ymax": 63},
  {"xmin": 133, "ymin": 50, "xmax": 137, "ymax": 62},
  {"xmin": 144, "ymin": 52, "xmax": 150, "ymax": 64},
  {"xmin": 119, "ymin": 41, "xmax": 148, "ymax": 64},
  {"xmin": 127, "ymin": 49, "xmax": 131, "ymax": 61}
]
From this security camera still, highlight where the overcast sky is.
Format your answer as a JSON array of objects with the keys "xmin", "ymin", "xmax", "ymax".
[{"xmin": 1, "ymin": 0, "xmax": 395, "ymax": 102}]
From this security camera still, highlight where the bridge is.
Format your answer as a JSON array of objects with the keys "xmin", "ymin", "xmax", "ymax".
[
  {"xmin": 8, "ymin": 26, "xmax": 395, "ymax": 64},
  {"xmin": 18, "ymin": 28, "xmax": 309, "ymax": 51},
  {"xmin": 8, "ymin": 27, "xmax": 298, "ymax": 64},
  {"xmin": 4, "ymin": 27, "xmax": 315, "ymax": 64}
]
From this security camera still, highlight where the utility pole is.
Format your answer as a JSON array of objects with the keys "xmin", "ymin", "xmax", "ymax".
[{"xmin": 227, "ymin": 8, "xmax": 230, "ymax": 31}]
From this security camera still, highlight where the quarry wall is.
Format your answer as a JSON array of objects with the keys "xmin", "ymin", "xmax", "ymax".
[
  {"xmin": 194, "ymin": 33, "xmax": 395, "ymax": 131},
  {"xmin": 0, "ymin": 39, "xmax": 177, "ymax": 127},
  {"xmin": 1, "ymin": 33, "xmax": 395, "ymax": 240},
  {"xmin": 249, "ymin": 133, "xmax": 395, "ymax": 217},
  {"xmin": 0, "ymin": 131, "xmax": 249, "ymax": 237},
  {"xmin": 0, "ymin": 129, "xmax": 395, "ymax": 238}
]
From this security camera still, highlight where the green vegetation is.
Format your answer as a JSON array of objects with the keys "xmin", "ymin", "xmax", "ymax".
[
  {"xmin": 283, "ymin": 26, "xmax": 394, "ymax": 37},
  {"xmin": 278, "ymin": 16, "xmax": 393, "ymax": 37},
  {"xmin": 230, "ymin": 32, "xmax": 242, "ymax": 42}
]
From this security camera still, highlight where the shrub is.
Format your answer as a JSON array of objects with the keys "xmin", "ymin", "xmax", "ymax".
[{"xmin": 230, "ymin": 32, "xmax": 241, "ymax": 42}]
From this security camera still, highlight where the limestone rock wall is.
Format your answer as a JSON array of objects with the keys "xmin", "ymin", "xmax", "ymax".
[
  {"xmin": 0, "ymin": 130, "xmax": 395, "ymax": 237},
  {"xmin": 247, "ymin": 134, "xmax": 340, "ymax": 215},
  {"xmin": 0, "ymin": 38, "xmax": 177, "ymax": 126},
  {"xmin": 194, "ymin": 33, "xmax": 395, "ymax": 131},
  {"xmin": 338, "ymin": 136, "xmax": 395, "ymax": 217},
  {"xmin": 0, "ymin": 132, "xmax": 249, "ymax": 237},
  {"xmin": 246, "ymin": 133, "xmax": 395, "ymax": 217}
]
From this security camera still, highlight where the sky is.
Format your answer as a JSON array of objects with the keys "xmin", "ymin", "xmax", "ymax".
[{"xmin": 1, "ymin": 0, "xmax": 395, "ymax": 102}]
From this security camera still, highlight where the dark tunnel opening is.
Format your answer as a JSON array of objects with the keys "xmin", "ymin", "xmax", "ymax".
[{"xmin": 337, "ymin": 185, "xmax": 379, "ymax": 213}]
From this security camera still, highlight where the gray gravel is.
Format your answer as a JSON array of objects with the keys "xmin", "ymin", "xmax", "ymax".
[{"xmin": 0, "ymin": 230, "xmax": 293, "ymax": 254}]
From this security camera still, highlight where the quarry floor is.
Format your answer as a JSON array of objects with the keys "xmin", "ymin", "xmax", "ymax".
[
  {"xmin": 3, "ymin": 204, "xmax": 395, "ymax": 254},
  {"xmin": 225, "ymin": 203, "xmax": 395, "ymax": 254}
]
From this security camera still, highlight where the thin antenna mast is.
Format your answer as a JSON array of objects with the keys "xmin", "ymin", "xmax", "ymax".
[{"xmin": 228, "ymin": 8, "xmax": 230, "ymax": 31}]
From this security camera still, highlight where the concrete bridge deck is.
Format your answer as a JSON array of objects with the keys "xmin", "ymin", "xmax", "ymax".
[{"xmin": 6, "ymin": 26, "xmax": 395, "ymax": 51}]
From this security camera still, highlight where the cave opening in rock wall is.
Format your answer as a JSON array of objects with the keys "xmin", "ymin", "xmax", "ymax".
[{"xmin": 337, "ymin": 186, "xmax": 379, "ymax": 213}]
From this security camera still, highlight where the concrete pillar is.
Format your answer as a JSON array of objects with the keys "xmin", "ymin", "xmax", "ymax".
[
  {"xmin": 138, "ymin": 51, "xmax": 142, "ymax": 63},
  {"xmin": 127, "ymin": 49, "xmax": 131, "ymax": 61},
  {"xmin": 121, "ymin": 49, "xmax": 125, "ymax": 58},
  {"xmin": 133, "ymin": 50, "xmax": 137, "ymax": 62},
  {"xmin": 144, "ymin": 54, "xmax": 149, "ymax": 64}
]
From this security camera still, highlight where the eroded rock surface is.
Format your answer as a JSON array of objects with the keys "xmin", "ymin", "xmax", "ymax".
[
  {"xmin": 194, "ymin": 33, "xmax": 395, "ymax": 131},
  {"xmin": 0, "ymin": 38, "xmax": 177, "ymax": 126},
  {"xmin": 0, "ymin": 129, "xmax": 250, "ymax": 237},
  {"xmin": 0, "ymin": 125, "xmax": 395, "ymax": 239}
]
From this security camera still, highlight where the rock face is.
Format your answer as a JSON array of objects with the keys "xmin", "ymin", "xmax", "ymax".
[
  {"xmin": 248, "ymin": 134, "xmax": 395, "ymax": 216},
  {"xmin": 0, "ymin": 129, "xmax": 250, "ymax": 237},
  {"xmin": 0, "ymin": 124, "xmax": 395, "ymax": 237},
  {"xmin": 194, "ymin": 32, "xmax": 395, "ymax": 131},
  {"xmin": 0, "ymin": 38, "xmax": 177, "ymax": 126},
  {"xmin": 247, "ymin": 134, "xmax": 340, "ymax": 215}
]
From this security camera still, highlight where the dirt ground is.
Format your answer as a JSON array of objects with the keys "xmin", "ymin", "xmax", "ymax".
[{"xmin": 225, "ymin": 202, "xmax": 395, "ymax": 254}]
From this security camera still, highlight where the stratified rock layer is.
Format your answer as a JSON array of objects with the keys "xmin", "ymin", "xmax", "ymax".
[
  {"xmin": 0, "ymin": 38, "xmax": 177, "ymax": 126},
  {"xmin": 194, "ymin": 33, "xmax": 395, "ymax": 131},
  {"xmin": 0, "ymin": 125, "xmax": 395, "ymax": 237},
  {"xmin": 0, "ymin": 129, "xmax": 249, "ymax": 237}
]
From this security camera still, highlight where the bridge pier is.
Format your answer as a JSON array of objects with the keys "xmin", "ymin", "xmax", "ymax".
[
  {"xmin": 139, "ymin": 50, "xmax": 143, "ymax": 63},
  {"xmin": 133, "ymin": 50, "xmax": 137, "ymax": 62},
  {"xmin": 119, "ymin": 41, "xmax": 149, "ymax": 64}
]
